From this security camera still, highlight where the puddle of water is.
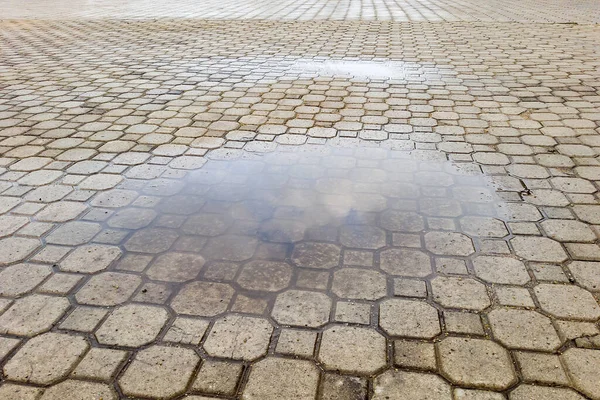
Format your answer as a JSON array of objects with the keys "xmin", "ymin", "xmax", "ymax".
[
  {"xmin": 291, "ymin": 60, "xmax": 409, "ymax": 79},
  {"xmin": 84, "ymin": 143, "xmax": 511, "ymax": 308}
]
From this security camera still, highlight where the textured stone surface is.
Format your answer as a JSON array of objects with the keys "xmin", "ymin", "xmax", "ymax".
[
  {"xmin": 3, "ymin": 333, "xmax": 89, "ymax": 384},
  {"xmin": 437, "ymin": 337, "xmax": 517, "ymax": 390},
  {"xmin": 488, "ymin": 308, "xmax": 562, "ymax": 351},
  {"xmin": 272, "ymin": 290, "xmax": 332, "ymax": 327},
  {"xmin": 95, "ymin": 304, "xmax": 169, "ymax": 347},
  {"xmin": 204, "ymin": 315, "xmax": 273, "ymax": 360},
  {"xmin": 431, "ymin": 277, "xmax": 491, "ymax": 310},
  {"xmin": 561, "ymin": 348, "xmax": 600, "ymax": 399},
  {"xmin": 379, "ymin": 299, "xmax": 440, "ymax": 338},
  {"xmin": 319, "ymin": 325, "xmax": 386, "ymax": 375},
  {"xmin": 40, "ymin": 380, "xmax": 117, "ymax": 400},
  {"xmin": 372, "ymin": 370, "xmax": 452, "ymax": 400},
  {"xmin": 119, "ymin": 345, "xmax": 199, "ymax": 398},
  {"xmin": 243, "ymin": 358, "xmax": 319, "ymax": 400},
  {"xmin": 0, "ymin": 295, "xmax": 70, "ymax": 336}
]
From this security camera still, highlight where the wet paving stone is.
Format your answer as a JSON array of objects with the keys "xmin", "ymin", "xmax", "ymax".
[{"xmin": 1, "ymin": 5, "xmax": 600, "ymax": 398}]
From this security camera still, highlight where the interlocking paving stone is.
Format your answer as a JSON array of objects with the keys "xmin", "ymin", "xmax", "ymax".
[
  {"xmin": 0, "ymin": 264, "xmax": 52, "ymax": 296},
  {"xmin": 243, "ymin": 357, "xmax": 319, "ymax": 400},
  {"xmin": 319, "ymin": 325, "xmax": 386, "ymax": 375},
  {"xmin": 39, "ymin": 380, "xmax": 117, "ymax": 400},
  {"xmin": 203, "ymin": 315, "xmax": 273, "ymax": 360},
  {"xmin": 379, "ymin": 298, "xmax": 441, "ymax": 339},
  {"xmin": 561, "ymin": 348, "xmax": 600, "ymax": 399},
  {"xmin": 272, "ymin": 290, "xmax": 332, "ymax": 327},
  {"xmin": 3, "ymin": 332, "xmax": 89, "ymax": 384},
  {"xmin": 437, "ymin": 337, "xmax": 517, "ymax": 390},
  {"xmin": 488, "ymin": 308, "xmax": 562, "ymax": 351},
  {"xmin": 534, "ymin": 284, "xmax": 600, "ymax": 321},
  {"xmin": 119, "ymin": 345, "xmax": 200, "ymax": 398},
  {"xmin": 95, "ymin": 304, "xmax": 169, "ymax": 347},
  {"xmin": 372, "ymin": 370, "xmax": 452, "ymax": 400},
  {"xmin": 0, "ymin": 295, "xmax": 70, "ymax": 336},
  {"xmin": 509, "ymin": 385, "xmax": 586, "ymax": 400}
]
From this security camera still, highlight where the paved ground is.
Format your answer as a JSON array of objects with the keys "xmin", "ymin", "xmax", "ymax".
[{"xmin": 1, "ymin": 1, "xmax": 600, "ymax": 400}]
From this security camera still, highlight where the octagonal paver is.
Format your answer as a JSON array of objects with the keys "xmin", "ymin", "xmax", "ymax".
[
  {"xmin": 488, "ymin": 308, "xmax": 562, "ymax": 351},
  {"xmin": 146, "ymin": 252, "xmax": 205, "ymax": 282},
  {"xmin": 379, "ymin": 248, "xmax": 432, "ymax": 277},
  {"xmin": 340, "ymin": 225, "xmax": 387, "ymax": 249},
  {"xmin": 379, "ymin": 299, "xmax": 441, "ymax": 338},
  {"xmin": 124, "ymin": 228, "xmax": 179, "ymax": 253},
  {"xmin": 431, "ymin": 276, "xmax": 491, "ymax": 310},
  {"xmin": 202, "ymin": 235, "xmax": 258, "ymax": 261},
  {"xmin": 331, "ymin": 268, "xmax": 387, "ymax": 300},
  {"xmin": 0, "ymin": 294, "xmax": 70, "ymax": 336},
  {"xmin": 236, "ymin": 260, "xmax": 292, "ymax": 292},
  {"xmin": 319, "ymin": 325, "xmax": 386, "ymax": 375},
  {"xmin": 243, "ymin": 358, "xmax": 319, "ymax": 400},
  {"xmin": 568, "ymin": 261, "xmax": 600, "ymax": 292},
  {"xmin": 204, "ymin": 315, "xmax": 273, "ymax": 360},
  {"xmin": 472, "ymin": 256, "xmax": 530, "ymax": 285},
  {"xmin": 45, "ymin": 221, "xmax": 101, "ymax": 246},
  {"xmin": 60, "ymin": 245, "xmax": 122, "ymax": 273},
  {"xmin": 510, "ymin": 236, "xmax": 568, "ymax": 262},
  {"xmin": 534, "ymin": 284, "xmax": 600, "ymax": 321},
  {"xmin": 0, "ymin": 264, "xmax": 52, "ymax": 296},
  {"xmin": 171, "ymin": 281, "xmax": 235, "ymax": 316},
  {"xmin": 40, "ymin": 380, "xmax": 117, "ymax": 400},
  {"xmin": 291, "ymin": 242, "xmax": 341, "ymax": 269},
  {"xmin": 0, "ymin": 237, "xmax": 41, "ymax": 264},
  {"xmin": 95, "ymin": 304, "xmax": 169, "ymax": 347},
  {"xmin": 561, "ymin": 348, "xmax": 600, "ymax": 399},
  {"xmin": 3, "ymin": 333, "xmax": 88, "ymax": 384},
  {"xmin": 425, "ymin": 232, "xmax": 474, "ymax": 256},
  {"xmin": 119, "ymin": 345, "xmax": 200, "ymax": 399},
  {"xmin": 437, "ymin": 337, "xmax": 517, "ymax": 390},
  {"xmin": 379, "ymin": 210, "xmax": 424, "ymax": 232},
  {"xmin": 272, "ymin": 290, "xmax": 331, "ymax": 327},
  {"xmin": 373, "ymin": 370, "xmax": 452, "ymax": 400},
  {"xmin": 75, "ymin": 272, "xmax": 141, "ymax": 306},
  {"xmin": 509, "ymin": 385, "xmax": 585, "ymax": 400}
]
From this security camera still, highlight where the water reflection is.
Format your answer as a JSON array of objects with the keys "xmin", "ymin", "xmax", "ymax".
[{"xmin": 94, "ymin": 144, "xmax": 512, "ymax": 306}]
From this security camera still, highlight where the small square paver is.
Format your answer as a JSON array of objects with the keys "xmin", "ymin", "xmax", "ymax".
[
  {"xmin": 444, "ymin": 311, "xmax": 485, "ymax": 335},
  {"xmin": 343, "ymin": 250, "xmax": 374, "ymax": 266},
  {"xmin": 72, "ymin": 348, "xmax": 128, "ymax": 381},
  {"xmin": 192, "ymin": 360, "xmax": 243, "ymax": 396},
  {"xmin": 530, "ymin": 264, "xmax": 569, "ymax": 282},
  {"xmin": 515, "ymin": 351, "xmax": 569, "ymax": 385},
  {"xmin": 59, "ymin": 306, "xmax": 109, "ymax": 332},
  {"xmin": 495, "ymin": 286, "xmax": 535, "ymax": 308},
  {"xmin": 116, "ymin": 254, "xmax": 153, "ymax": 272},
  {"xmin": 320, "ymin": 373, "xmax": 368, "ymax": 400},
  {"xmin": 231, "ymin": 295, "xmax": 268, "ymax": 314},
  {"xmin": 276, "ymin": 329, "xmax": 317, "ymax": 357},
  {"xmin": 38, "ymin": 273, "xmax": 83, "ymax": 295},
  {"xmin": 163, "ymin": 317, "xmax": 210, "ymax": 345},
  {"xmin": 394, "ymin": 340, "xmax": 436, "ymax": 371},
  {"xmin": 435, "ymin": 258, "xmax": 468, "ymax": 274},
  {"xmin": 296, "ymin": 269, "xmax": 330, "ymax": 290},
  {"xmin": 393, "ymin": 278, "xmax": 427, "ymax": 298},
  {"xmin": 334, "ymin": 301, "xmax": 371, "ymax": 325}
]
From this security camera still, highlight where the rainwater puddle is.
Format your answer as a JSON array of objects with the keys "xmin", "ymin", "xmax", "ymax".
[
  {"xmin": 291, "ymin": 60, "xmax": 410, "ymax": 79},
  {"xmin": 80, "ymin": 143, "xmax": 516, "ymax": 315}
]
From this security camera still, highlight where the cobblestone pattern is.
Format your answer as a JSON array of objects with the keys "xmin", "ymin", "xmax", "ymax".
[
  {"xmin": 0, "ymin": 0, "xmax": 599, "ymax": 23},
  {"xmin": 0, "ymin": 14, "xmax": 600, "ymax": 400}
]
